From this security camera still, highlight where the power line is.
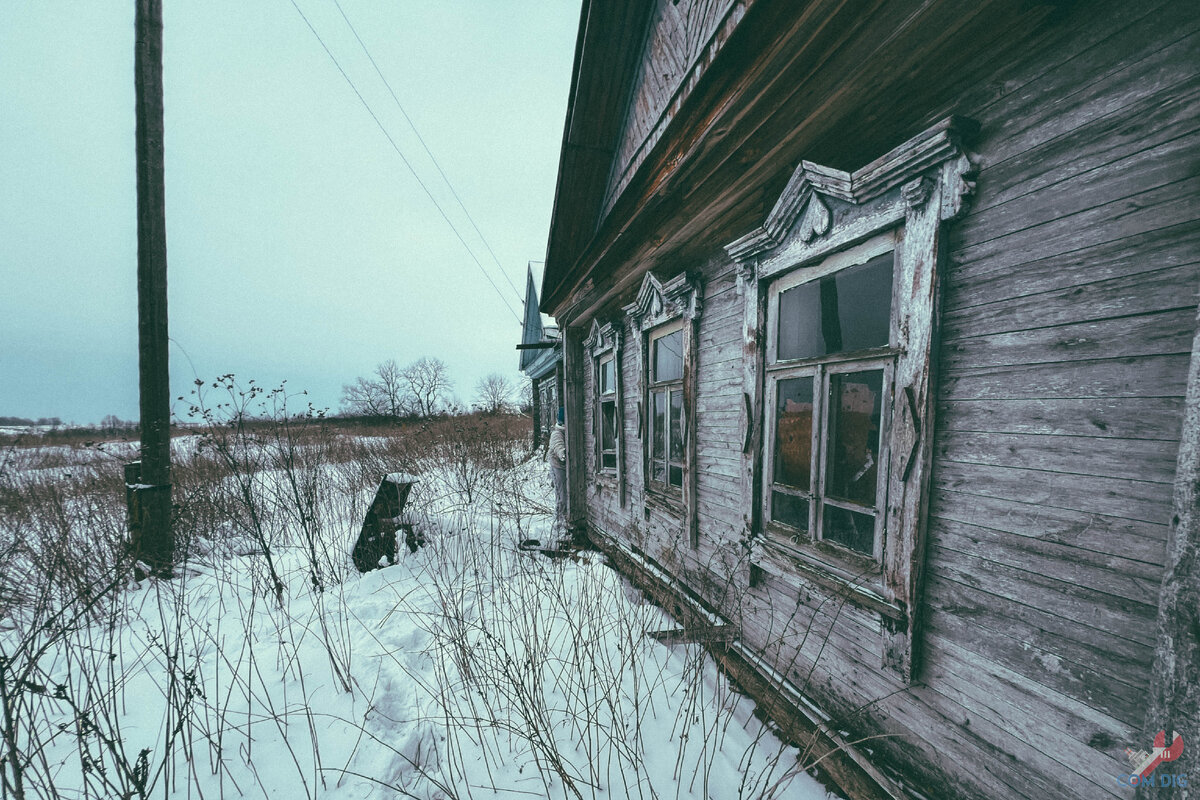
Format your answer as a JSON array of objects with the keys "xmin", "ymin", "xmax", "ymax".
[
  {"xmin": 286, "ymin": 0, "xmax": 523, "ymax": 326},
  {"xmin": 331, "ymin": 0, "xmax": 525, "ymax": 306}
]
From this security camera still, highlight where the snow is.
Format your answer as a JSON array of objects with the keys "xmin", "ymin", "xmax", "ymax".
[{"xmin": 2, "ymin": 453, "xmax": 841, "ymax": 800}]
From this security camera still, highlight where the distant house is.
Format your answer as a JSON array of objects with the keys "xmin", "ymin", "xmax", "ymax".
[
  {"xmin": 518, "ymin": 264, "xmax": 562, "ymax": 448},
  {"xmin": 540, "ymin": 1, "xmax": 1199, "ymax": 798}
]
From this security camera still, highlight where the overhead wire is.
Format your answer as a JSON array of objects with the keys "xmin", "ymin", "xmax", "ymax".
[
  {"xmin": 286, "ymin": 0, "xmax": 524, "ymax": 326},
  {"xmin": 331, "ymin": 0, "xmax": 525, "ymax": 306}
]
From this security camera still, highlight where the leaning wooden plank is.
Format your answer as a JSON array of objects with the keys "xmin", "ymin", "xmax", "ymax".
[{"xmin": 646, "ymin": 624, "xmax": 736, "ymax": 644}]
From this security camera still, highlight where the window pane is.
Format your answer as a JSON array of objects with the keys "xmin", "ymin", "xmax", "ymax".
[
  {"xmin": 653, "ymin": 330, "xmax": 683, "ymax": 382},
  {"xmin": 824, "ymin": 370, "xmax": 883, "ymax": 508},
  {"xmin": 777, "ymin": 252, "xmax": 893, "ymax": 360},
  {"xmin": 652, "ymin": 390, "xmax": 666, "ymax": 464},
  {"xmin": 773, "ymin": 377, "xmax": 814, "ymax": 491},
  {"xmin": 669, "ymin": 465, "xmax": 683, "ymax": 487},
  {"xmin": 602, "ymin": 453, "xmax": 617, "ymax": 469},
  {"xmin": 601, "ymin": 401, "xmax": 616, "ymax": 453},
  {"xmin": 772, "ymin": 492, "xmax": 809, "ymax": 532},
  {"xmin": 600, "ymin": 358, "xmax": 614, "ymax": 394},
  {"xmin": 777, "ymin": 280, "xmax": 824, "ymax": 360},
  {"xmin": 652, "ymin": 460, "xmax": 666, "ymax": 483},
  {"xmin": 669, "ymin": 390, "xmax": 684, "ymax": 464},
  {"xmin": 823, "ymin": 504, "xmax": 875, "ymax": 555}
]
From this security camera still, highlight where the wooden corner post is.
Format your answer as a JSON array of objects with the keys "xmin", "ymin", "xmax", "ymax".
[{"xmin": 1139, "ymin": 294, "xmax": 1200, "ymax": 798}]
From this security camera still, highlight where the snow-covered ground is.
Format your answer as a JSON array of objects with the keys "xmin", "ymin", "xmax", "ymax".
[{"xmin": 1, "ymin": 437, "xmax": 840, "ymax": 799}]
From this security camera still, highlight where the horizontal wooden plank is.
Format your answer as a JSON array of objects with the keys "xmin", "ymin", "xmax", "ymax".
[
  {"xmin": 945, "ymin": 220, "xmax": 1200, "ymax": 313},
  {"xmin": 929, "ymin": 536, "xmax": 1158, "ymax": 648},
  {"xmin": 950, "ymin": 173, "xmax": 1200, "ymax": 282},
  {"xmin": 930, "ymin": 511, "xmax": 1162, "ymax": 590},
  {"xmin": 942, "ymin": 262, "xmax": 1200, "ymax": 341},
  {"xmin": 922, "ymin": 634, "xmax": 1132, "ymax": 792},
  {"xmin": 941, "ymin": 308, "xmax": 1196, "ymax": 372},
  {"xmin": 958, "ymin": 128, "xmax": 1200, "ymax": 256},
  {"xmin": 928, "ymin": 487, "xmax": 1167, "ymax": 566},
  {"xmin": 935, "ymin": 429, "xmax": 1179, "ymax": 484},
  {"xmin": 937, "ymin": 396, "xmax": 1184, "ymax": 441},
  {"xmin": 971, "ymin": 80, "xmax": 1200, "ymax": 218},
  {"xmin": 972, "ymin": 22, "xmax": 1200, "ymax": 178},
  {"xmin": 932, "ymin": 460, "xmax": 1173, "ymax": 525},
  {"xmin": 925, "ymin": 595, "xmax": 1144, "ymax": 726},
  {"xmin": 940, "ymin": 353, "xmax": 1190, "ymax": 401}
]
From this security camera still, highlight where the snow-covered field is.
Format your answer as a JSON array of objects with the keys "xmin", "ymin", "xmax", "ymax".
[{"xmin": 0, "ymin": 424, "xmax": 839, "ymax": 799}]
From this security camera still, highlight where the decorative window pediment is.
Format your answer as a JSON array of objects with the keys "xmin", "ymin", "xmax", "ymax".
[
  {"xmin": 584, "ymin": 318, "xmax": 621, "ymax": 356},
  {"xmin": 624, "ymin": 271, "xmax": 703, "ymax": 331},
  {"xmin": 726, "ymin": 116, "xmax": 977, "ymax": 272}
]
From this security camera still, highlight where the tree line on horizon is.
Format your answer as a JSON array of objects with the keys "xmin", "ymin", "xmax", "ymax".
[{"xmin": 340, "ymin": 357, "xmax": 529, "ymax": 420}]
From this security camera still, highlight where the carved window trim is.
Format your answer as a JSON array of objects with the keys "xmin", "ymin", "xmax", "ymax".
[
  {"xmin": 625, "ymin": 271, "xmax": 704, "ymax": 546},
  {"xmin": 584, "ymin": 319, "xmax": 624, "ymax": 492},
  {"xmin": 726, "ymin": 116, "xmax": 978, "ymax": 682}
]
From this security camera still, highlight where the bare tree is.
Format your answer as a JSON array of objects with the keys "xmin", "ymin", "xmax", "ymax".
[
  {"xmin": 517, "ymin": 380, "xmax": 533, "ymax": 415},
  {"xmin": 475, "ymin": 373, "xmax": 515, "ymax": 414},
  {"xmin": 376, "ymin": 359, "xmax": 406, "ymax": 418},
  {"xmin": 340, "ymin": 376, "xmax": 387, "ymax": 417},
  {"xmin": 402, "ymin": 357, "xmax": 452, "ymax": 418}
]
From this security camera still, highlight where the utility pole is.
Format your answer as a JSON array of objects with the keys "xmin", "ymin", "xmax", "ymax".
[{"xmin": 129, "ymin": 0, "xmax": 173, "ymax": 575}]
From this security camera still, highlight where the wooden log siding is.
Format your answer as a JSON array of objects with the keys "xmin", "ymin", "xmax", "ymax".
[{"xmin": 550, "ymin": 0, "xmax": 1199, "ymax": 796}]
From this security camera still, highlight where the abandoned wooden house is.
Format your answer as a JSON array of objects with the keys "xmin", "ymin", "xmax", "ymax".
[
  {"xmin": 518, "ymin": 264, "xmax": 562, "ymax": 448},
  {"xmin": 539, "ymin": 0, "xmax": 1200, "ymax": 797}
]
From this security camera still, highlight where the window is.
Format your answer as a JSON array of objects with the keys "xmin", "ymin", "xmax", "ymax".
[
  {"xmin": 597, "ymin": 353, "xmax": 617, "ymax": 471},
  {"xmin": 624, "ymin": 270, "xmax": 702, "ymax": 542},
  {"xmin": 648, "ymin": 323, "xmax": 684, "ymax": 491},
  {"xmin": 724, "ymin": 115, "xmax": 977, "ymax": 680},
  {"xmin": 585, "ymin": 318, "xmax": 623, "ymax": 481},
  {"xmin": 763, "ymin": 234, "xmax": 896, "ymax": 561}
]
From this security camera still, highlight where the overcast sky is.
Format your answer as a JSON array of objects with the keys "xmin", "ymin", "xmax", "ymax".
[{"xmin": 0, "ymin": 1, "xmax": 579, "ymax": 424}]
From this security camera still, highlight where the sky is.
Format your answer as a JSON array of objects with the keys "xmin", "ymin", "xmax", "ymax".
[{"xmin": 0, "ymin": 1, "xmax": 580, "ymax": 424}]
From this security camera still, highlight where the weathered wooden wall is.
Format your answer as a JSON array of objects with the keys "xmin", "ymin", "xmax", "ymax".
[{"xmin": 571, "ymin": 1, "xmax": 1200, "ymax": 798}]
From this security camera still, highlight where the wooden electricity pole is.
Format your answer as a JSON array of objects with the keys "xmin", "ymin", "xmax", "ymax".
[{"xmin": 130, "ymin": 0, "xmax": 173, "ymax": 574}]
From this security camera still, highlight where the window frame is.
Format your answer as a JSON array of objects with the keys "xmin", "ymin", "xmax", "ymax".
[
  {"xmin": 646, "ymin": 320, "xmax": 686, "ymax": 495},
  {"xmin": 584, "ymin": 318, "xmax": 624, "ymax": 494},
  {"xmin": 761, "ymin": 233, "xmax": 899, "ymax": 569},
  {"xmin": 624, "ymin": 271, "xmax": 704, "ymax": 546},
  {"xmin": 596, "ymin": 352, "xmax": 617, "ymax": 473}
]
